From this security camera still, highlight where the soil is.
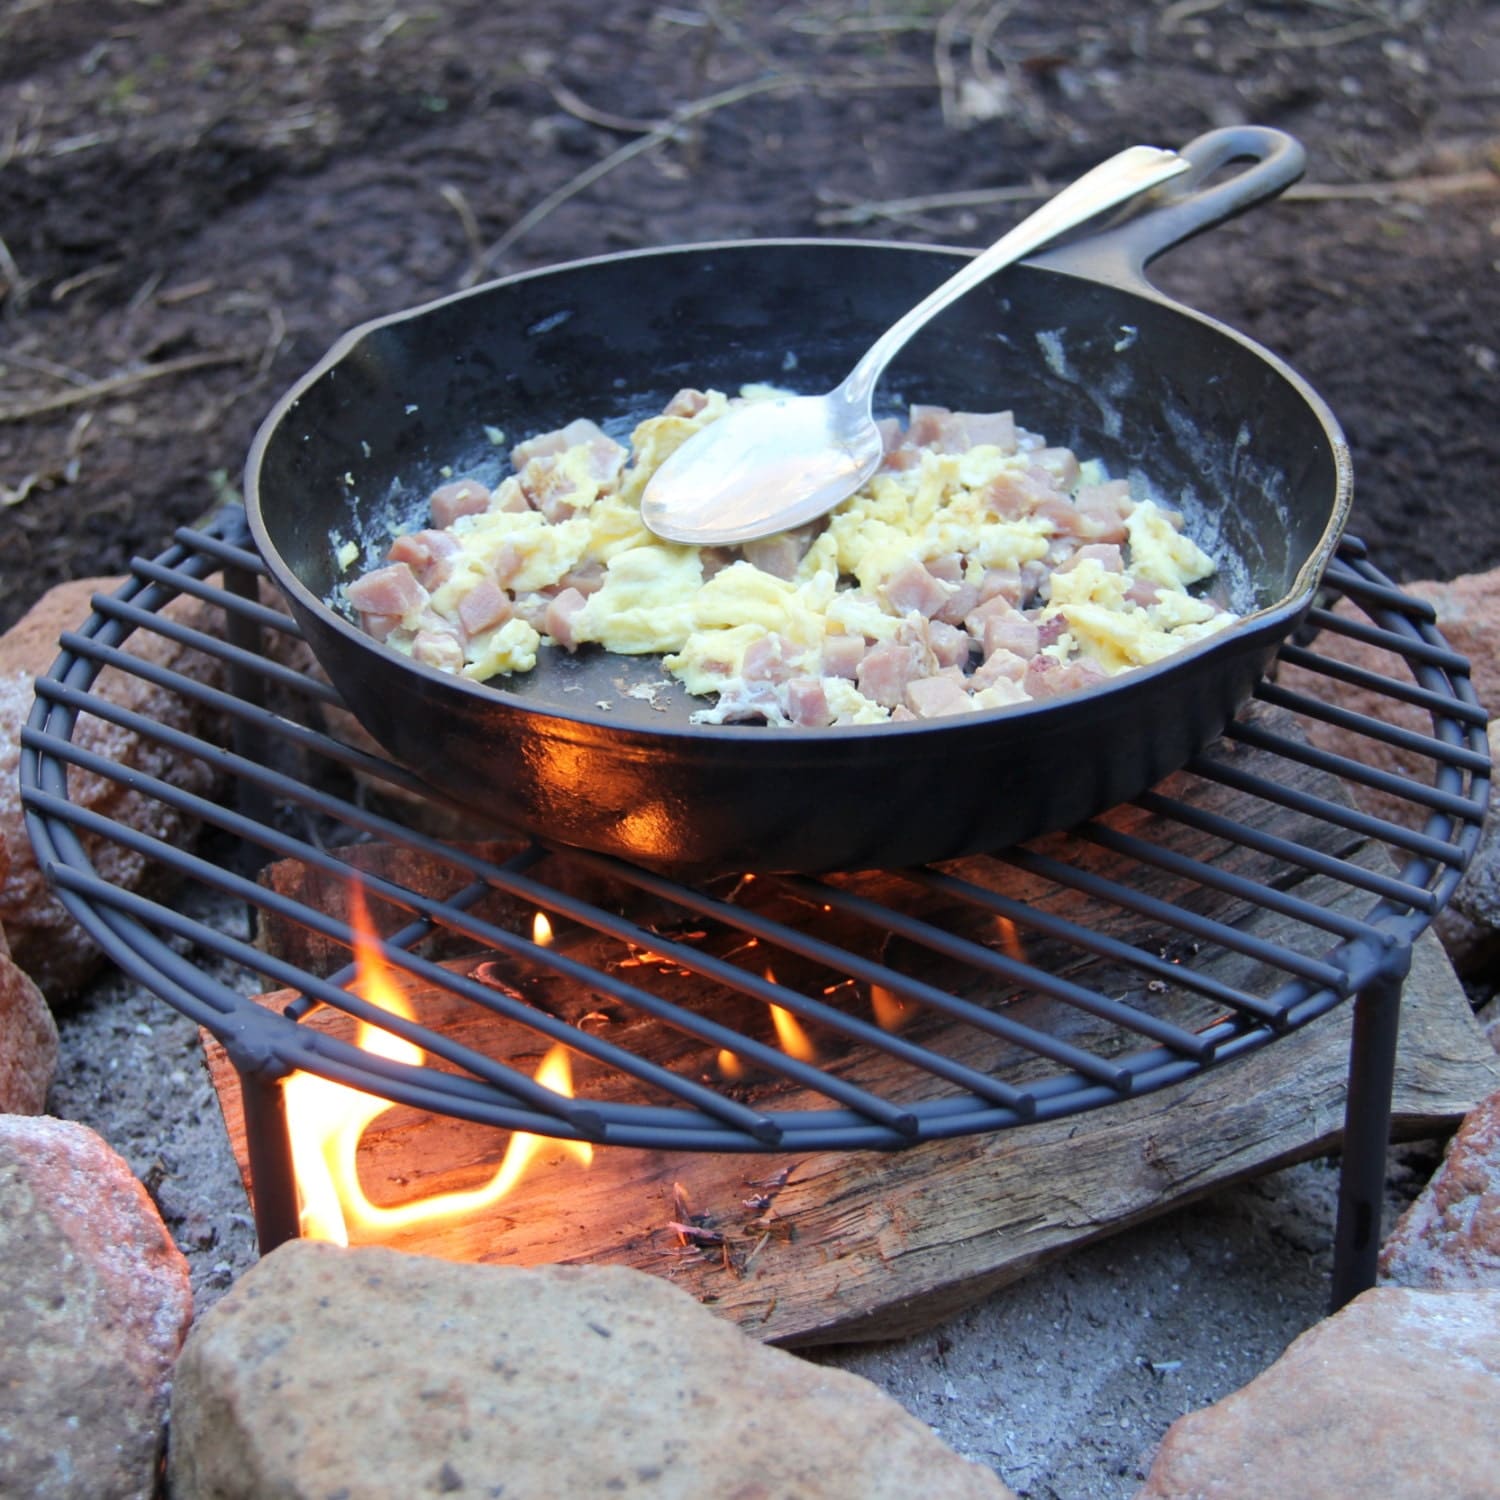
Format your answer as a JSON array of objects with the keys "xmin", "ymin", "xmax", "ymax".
[{"xmin": 1, "ymin": 1, "xmax": 1497, "ymax": 634}]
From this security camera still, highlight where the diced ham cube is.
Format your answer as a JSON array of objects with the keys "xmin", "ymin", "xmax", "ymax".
[
  {"xmin": 882, "ymin": 558, "xmax": 954, "ymax": 615},
  {"xmin": 982, "ymin": 613, "xmax": 1040, "ymax": 659},
  {"xmin": 963, "ymin": 592, "xmax": 1026, "ymax": 639},
  {"xmin": 908, "ymin": 406, "xmax": 1017, "ymax": 455},
  {"xmin": 935, "ymin": 580, "xmax": 981, "ymax": 628},
  {"xmin": 429, "ymin": 479, "xmax": 491, "ymax": 528},
  {"xmin": 740, "ymin": 534, "xmax": 804, "ymax": 581},
  {"xmin": 972, "ymin": 647, "xmax": 1028, "ymax": 689},
  {"xmin": 905, "ymin": 673, "xmax": 974, "ymax": 718},
  {"xmin": 1074, "ymin": 480, "xmax": 1133, "ymax": 543},
  {"xmin": 362, "ymin": 612, "xmax": 400, "ymax": 644},
  {"xmin": 518, "ymin": 456, "xmax": 578, "ymax": 523},
  {"xmin": 1056, "ymin": 543, "xmax": 1125, "ymax": 574},
  {"xmin": 877, "ymin": 416, "xmax": 922, "ymax": 472},
  {"xmin": 1125, "ymin": 576, "xmax": 1161, "ymax": 607},
  {"xmin": 742, "ymin": 634, "xmax": 802, "ymax": 684},
  {"xmin": 457, "ymin": 578, "xmax": 512, "ymax": 637},
  {"xmin": 926, "ymin": 552, "xmax": 965, "ymax": 583},
  {"xmin": 543, "ymin": 587, "xmax": 587, "ymax": 650},
  {"xmin": 786, "ymin": 677, "xmax": 834, "ymax": 727},
  {"xmin": 345, "ymin": 561, "xmax": 427, "ymax": 620},
  {"xmin": 856, "ymin": 631, "xmax": 933, "ymax": 710},
  {"xmin": 821, "ymin": 634, "xmax": 865, "ymax": 680},
  {"xmin": 928, "ymin": 620, "xmax": 973, "ymax": 669},
  {"xmin": 492, "ymin": 476, "xmax": 531, "ymax": 513},
  {"xmin": 978, "ymin": 469, "xmax": 1051, "ymax": 519},
  {"xmin": 411, "ymin": 627, "xmax": 464, "ymax": 672},
  {"xmin": 882, "ymin": 559, "xmax": 953, "ymax": 618},
  {"xmin": 489, "ymin": 542, "xmax": 525, "ymax": 588},
  {"xmin": 977, "ymin": 568, "xmax": 1024, "ymax": 606},
  {"xmin": 387, "ymin": 528, "xmax": 462, "ymax": 589},
  {"xmin": 559, "ymin": 559, "xmax": 605, "ymax": 596},
  {"xmin": 1036, "ymin": 614, "xmax": 1068, "ymax": 649},
  {"xmin": 1023, "ymin": 654, "xmax": 1108, "ymax": 700},
  {"xmin": 663, "ymin": 388, "xmax": 710, "ymax": 418},
  {"xmin": 510, "ymin": 417, "xmax": 611, "ymax": 469},
  {"xmin": 1028, "ymin": 447, "xmax": 1080, "ymax": 490}
]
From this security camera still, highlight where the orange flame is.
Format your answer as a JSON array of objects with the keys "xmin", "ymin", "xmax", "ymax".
[
  {"xmin": 532, "ymin": 911, "xmax": 554, "ymax": 947},
  {"xmin": 771, "ymin": 1004, "xmax": 816, "ymax": 1060},
  {"xmin": 869, "ymin": 983, "xmax": 915, "ymax": 1032},
  {"xmin": 761, "ymin": 964, "xmax": 818, "ymax": 1062},
  {"xmin": 995, "ymin": 915, "xmax": 1026, "ymax": 963},
  {"xmin": 284, "ymin": 885, "xmax": 591, "ymax": 1246},
  {"xmin": 717, "ymin": 1048, "xmax": 745, "ymax": 1080}
]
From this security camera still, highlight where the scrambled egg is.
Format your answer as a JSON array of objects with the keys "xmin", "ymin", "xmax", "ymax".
[{"xmin": 343, "ymin": 388, "xmax": 1237, "ymax": 726}]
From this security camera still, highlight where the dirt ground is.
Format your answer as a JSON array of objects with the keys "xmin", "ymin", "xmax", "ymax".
[{"xmin": 0, "ymin": 0, "xmax": 1497, "ymax": 631}]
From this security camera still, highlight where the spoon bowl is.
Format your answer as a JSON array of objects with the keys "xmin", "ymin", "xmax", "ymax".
[{"xmin": 641, "ymin": 144, "xmax": 1190, "ymax": 546}]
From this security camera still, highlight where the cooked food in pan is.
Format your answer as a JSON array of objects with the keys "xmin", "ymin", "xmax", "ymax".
[{"xmin": 340, "ymin": 386, "xmax": 1239, "ymax": 727}]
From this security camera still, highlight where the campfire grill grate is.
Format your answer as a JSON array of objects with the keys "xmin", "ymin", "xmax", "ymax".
[{"xmin": 20, "ymin": 508, "xmax": 1489, "ymax": 1304}]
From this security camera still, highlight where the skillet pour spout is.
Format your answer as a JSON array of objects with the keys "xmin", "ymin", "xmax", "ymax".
[{"xmin": 246, "ymin": 125, "xmax": 1351, "ymax": 876}]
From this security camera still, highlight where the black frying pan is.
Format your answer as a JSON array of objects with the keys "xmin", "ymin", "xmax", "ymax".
[{"xmin": 246, "ymin": 126, "xmax": 1351, "ymax": 875}]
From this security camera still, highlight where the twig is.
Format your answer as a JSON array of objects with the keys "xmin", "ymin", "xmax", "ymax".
[
  {"xmin": 1285, "ymin": 170, "xmax": 1498, "ymax": 202},
  {"xmin": 51, "ymin": 263, "xmax": 120, "ymax": 303},
  {"xmin": 545, "ymin": 80, "xmax": 659, "ymax": 135},
  {"xmin": 0, "ymin": 349, "xmax": 249, "ymax": 423},
  {"xmin": 474, "ymin": 73, "xmax": 808, "ymax": 276},
  {"xmin": 439, "ymin": 183, "xmax": 487, "ymax": 287},
  {"xmin": 0, "ymin": 234, "xmax": 30, "ymax": 310},
  {"xmin": 816, "ymin": 179, "xmax": 1052, "ymax": 228},
  {"xmin": 1158, "ymin": 0, "xmax": 1232, "ymax": 34}
]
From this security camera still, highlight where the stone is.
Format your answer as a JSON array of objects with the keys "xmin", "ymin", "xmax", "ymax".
[
  {"xmin": 1278, "ymin": 567, "xmax": 1500, "ymax": 975},
  {"xmin": 0, "ymin": 1114, "xmax": 193, "ymax": 1500},
  {"xmin": 0, "ymin": 576, "xmax": 225, "ymax": 1000},
  {"xmin": 169, "ymin": 1240, "xmax": 1015, "ymax": 1500},
  {"xmin": 1136, "ymin": 1286, "xmax": 1500, "ymax": 1500},
  {"xmin": 0, "ymin": 924, "xmax": 57, "ymax": 1112},
  {"xmin": 1382, "ymin": 1088, "xmax": 1500, "ymax": 1290}
]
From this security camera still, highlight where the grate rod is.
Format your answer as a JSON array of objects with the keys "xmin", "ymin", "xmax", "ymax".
[
  {"xmin": 554, "ymin": 847, "xmax": 1137, "ymax": 1091},
  {"xmin": 128, "ymin": 554, "xmax": 300, "ymax": 636},
  {"xmin": 1274, "ymin": 643, "xmax": 1489, "ymax": 729},
  {"xmin": 781, "ymin": 875, "xmax": 1215, "ymax": 1061},
  {"xmin": 1078, "ymin": 823, "xmax": 1388, "ymax": 946},
  {"xmin": 899, "ymin": 865, "xmax": 1284, "ymax": 1024},
  {"xmin": 1226, "ymin": 718, "xmax": 1484, "ymax": 822},
  {"xmin": 68, "ymin": 603, "xmax": 343, "ymax": 707},
  {"xmin": 1192, "ymin": 755, "xmax": 1469, "ymax": 867},
  {"xmin": 171, "ymin": 523, "xmax": 270, "ymax": 576},
  {"xmin": 1001, "ymin": 846, "xmax": 1345, "ymax": 996},
  {"xmin": 1254, "ymin": 679, "xmax": 1489, "ymax": 776},
  {"xmin": 28, "ymin": 783, "xmax": 802, "ymax": 1142},
  {"xmin": 1302, "ymin": 606, "xmax": 1470, "ymax": 674},
  {"xmin": 1133, "ymin": 791, "xmax": 1439, "ymax": 915}
]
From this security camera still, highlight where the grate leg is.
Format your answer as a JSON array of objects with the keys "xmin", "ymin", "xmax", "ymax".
[
  {"xmin": 238, "ymin": 1061, "xmax": 302, "ymax": 1254},
  {"xmin": 1329, "ymin": 946, "xmax": 1407, "ymax": 1312}
]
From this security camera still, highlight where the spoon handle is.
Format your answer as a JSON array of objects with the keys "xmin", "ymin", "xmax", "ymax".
[{"xmin": 835, "ymin": 145, "xmax": 1190, "ymax": 419}]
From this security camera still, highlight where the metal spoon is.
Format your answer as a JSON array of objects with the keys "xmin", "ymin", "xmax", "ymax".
[{"xmin": 640, "ymin": 144, "xmax": 1190, "ymax": 547}]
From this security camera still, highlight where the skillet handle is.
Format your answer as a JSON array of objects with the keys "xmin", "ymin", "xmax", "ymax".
[{"xmin": 1030, "ymin": 126, "xmax": 1306, "ymax": 291}]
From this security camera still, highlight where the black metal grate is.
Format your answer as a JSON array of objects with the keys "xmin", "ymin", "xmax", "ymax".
[{"xmin": 20, "ymin": 511, "xmax": 1488, "ymax": 1174}]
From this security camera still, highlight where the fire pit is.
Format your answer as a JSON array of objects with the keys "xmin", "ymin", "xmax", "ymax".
[{"xmin": 21, "ymin": 509, "xmax": 1488, "ymax": 1338}]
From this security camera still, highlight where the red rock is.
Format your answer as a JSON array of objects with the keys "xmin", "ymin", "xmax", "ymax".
[
  {"xmin": 1382, "ymin": 1088, "xmax": 1500, "ymax": 1290},
  {"xmin": 0, "ymin": 928, "xmax": 57, "ymax": 1112},
  {"xmin": 1277, "ymin": 567, "xmax": 1500, "ymax": 975},
  {"xmin": 0, "ymin": 577, "xmax": 226, "ymax": 999},
  {"xmin": 1136, "ymin": 1286, "xmax": 1500, "ymax": 1500},
  {"xmin": 0, "ymin": 1115, "xmax": 192, "ymax": 1500}
]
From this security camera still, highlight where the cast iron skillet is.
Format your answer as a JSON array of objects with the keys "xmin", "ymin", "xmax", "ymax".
[{"xmin": 246, "ymin": 125, "xmax": 1351, "ymax": 875}]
